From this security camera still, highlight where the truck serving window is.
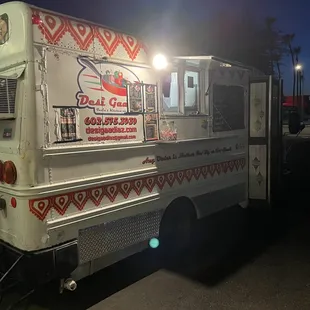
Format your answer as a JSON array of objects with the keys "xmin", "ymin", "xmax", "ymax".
[
  {"xmin": 184, "ymin": 70, "xmax": 199, "ymax": 110},
  {"xmin": 162, "ymin": 71, "xmax": 179, "ymax": 113},
  {"xmin": 162, "ymin": 65, "xmax": 202, "ymax": 115},
  {"xmin": 212, "ymin": 84, "xmax": 245, "ymax": 132},
  {"xmin": 0, "ymin": 78, "xmax": 17, "ymax": 115}
]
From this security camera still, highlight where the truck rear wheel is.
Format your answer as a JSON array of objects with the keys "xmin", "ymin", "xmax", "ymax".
[{"xmin": 159, "ymin": 199, "xmax": 196, "ymax": 262}]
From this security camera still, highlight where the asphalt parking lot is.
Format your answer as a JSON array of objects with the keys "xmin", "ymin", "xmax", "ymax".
[{"xmin": 3, "ymin": 197, "xmax": 310, "ymax": 310}]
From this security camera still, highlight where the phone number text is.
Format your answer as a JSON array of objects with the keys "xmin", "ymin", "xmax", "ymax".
[{"xmin": 84, "ymin": 116, "xmax": 138, "ymax": 126}]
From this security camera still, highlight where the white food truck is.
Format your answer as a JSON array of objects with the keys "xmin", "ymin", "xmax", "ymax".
[{"xmin": 0, "ymin": 1, "xmax": 283, "ymax": 291}]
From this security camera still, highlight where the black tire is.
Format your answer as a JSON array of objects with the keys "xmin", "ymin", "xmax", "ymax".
[{"xmin": 159, "ymin": 200, "xmax": 196, "ymax": 262}]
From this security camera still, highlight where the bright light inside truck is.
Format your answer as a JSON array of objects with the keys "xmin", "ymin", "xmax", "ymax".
[
  {"xmin": 149, "ymin": 237, "xmax": 160, "ymax": 249},
  {"xmin": 152, "ymin": 54, "xmax": 168, "ymax": 70}
]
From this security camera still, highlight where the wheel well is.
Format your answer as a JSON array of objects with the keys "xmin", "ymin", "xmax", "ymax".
[
  {"xmin": 158, "ymin": 196, "xmax": 197, "ymax": 255},
  {"xmin": 160, "ymin": 196, "xmax": 198, "ymax": 225}
]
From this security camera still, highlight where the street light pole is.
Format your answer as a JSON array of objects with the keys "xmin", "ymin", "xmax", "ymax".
[
  {"xmin": 297, "ymin": 70, "xmax": 300, "ymax": 108},
  {"xmin": 295, "ymin": 64, "xmax": 303, "ymax": 116},
  {"xmin": 301, "ymin": 71, "xmax": 304, "ymax": 120}
]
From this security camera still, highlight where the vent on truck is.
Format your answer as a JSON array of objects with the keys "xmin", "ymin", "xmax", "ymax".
[{"xmin": 0, "ymin": 78, "xmax": 17, "ymax": 114}]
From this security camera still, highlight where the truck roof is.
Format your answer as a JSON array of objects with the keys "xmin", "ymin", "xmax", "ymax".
[
  {"xmin": 175, "ymin": 55, "xmax": 251, "ymax": 70},
  {"xmin": 29, "ymin": 3, "xmax": 144, "ymax": 44},
  {"xmin": 1, "ymin": 1, "xmax": 148, "ymax": 63}
]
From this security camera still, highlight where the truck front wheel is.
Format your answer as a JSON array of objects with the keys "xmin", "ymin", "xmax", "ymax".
[{"xmin": 159, "ymin": 199, "xmax": 196, "ymax": 262}]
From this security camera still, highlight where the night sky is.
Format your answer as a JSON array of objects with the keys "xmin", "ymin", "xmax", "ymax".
[{"xmin": 1, "ymin": 0, "xmax": 308, "ymax": 94}]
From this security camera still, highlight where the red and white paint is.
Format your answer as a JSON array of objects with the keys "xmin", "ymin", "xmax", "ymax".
[
  {"xmin": 29, "ymin": 158, "xmax": 246, "ymax": 221},
  {"xmin": 31, "ymin": 9, "xmax": 147, "ymax": 61}
]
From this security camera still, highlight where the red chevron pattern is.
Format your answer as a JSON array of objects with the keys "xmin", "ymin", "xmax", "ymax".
[
  {"xmin": 94, "ymin": 27, "xmax": 119, "ymax": 56},
  {"xmin": 31, "ymin": 9, "xmax": 147, "ymax": 60},
  {"xmin": 29, "ymin": 158, "xmax": 246, "ymax": 221},
  {"xmin": 66, "ymin": 19, "xmax": 94, "ymax": 51},
  {"xmin": 37, "ymin": 14, "xmax": 67, "ymax": 45}
]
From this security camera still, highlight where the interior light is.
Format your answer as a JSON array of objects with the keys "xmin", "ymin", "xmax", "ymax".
[{"xmin": 152, "ymin": 54, "xmax": 168, "ymax": 70}]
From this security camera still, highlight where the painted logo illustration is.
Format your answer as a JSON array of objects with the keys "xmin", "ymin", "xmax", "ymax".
[
  {"xmin": 76, "ymin": 58, "xmax": 140, "ymax": 114},
  {"xmin": 0, "ymin": 14, "xmax": 9, "ymax": 45}
]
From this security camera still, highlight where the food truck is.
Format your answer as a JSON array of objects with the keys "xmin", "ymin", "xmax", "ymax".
[{"xmin": 0, "ymin": 1, "xmax": 282, "ymax": 291}]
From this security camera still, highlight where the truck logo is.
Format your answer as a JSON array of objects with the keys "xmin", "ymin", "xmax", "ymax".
[
  {"xmin": 0, "ymin": 14, "xmax": 9, "ymax": 45},
  {"xmin": 76, "ymin": 58, "xmax": 140, "ymax": 114}
]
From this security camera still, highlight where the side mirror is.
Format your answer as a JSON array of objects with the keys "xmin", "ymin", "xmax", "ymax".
[{"xmin": 289, "ymin": 111, "xmax": 304, "ymax": 134}]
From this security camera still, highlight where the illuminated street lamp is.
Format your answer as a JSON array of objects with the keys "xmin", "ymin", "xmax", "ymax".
[{"xmin": 296, "ymin": 64, "xmax": 302, "ymax": 71}]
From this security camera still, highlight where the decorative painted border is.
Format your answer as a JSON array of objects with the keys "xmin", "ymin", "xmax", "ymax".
[
  {"xmin": 28, "ymin": 158, "xmax": 246, "ymax": 221},
  {"xmin": 31, "ymin": 9, "xmax": 147, "ymax": 61}
]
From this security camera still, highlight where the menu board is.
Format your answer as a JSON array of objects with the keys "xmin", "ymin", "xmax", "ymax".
[
  {"xmin": 212, "ymin": 84, "xmax": 245, "ymax": 132},
  {"xmin": 127, "ymin": 83, "xmax": 143, "ymax": 113},
  {"xmin": 144, "ymin": 84, "xmax": 157, "ymax": 112},
  {"xmin": 144, "ymin": 113, "xmax": 159, "ymax": 141},
  {"xmin": 127, "ymin": 82, "xmax": 160, "ymax": 142}
]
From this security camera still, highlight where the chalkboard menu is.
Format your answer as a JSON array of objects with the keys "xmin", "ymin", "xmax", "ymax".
[{"xmin": 212, "ymin": 84, "xmax": 245, "ymax": 132}]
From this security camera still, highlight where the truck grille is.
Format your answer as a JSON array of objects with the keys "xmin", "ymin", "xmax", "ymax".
[{"xmin": 0, "ymin": 78, "xmax": 17, "ymax": 114}]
